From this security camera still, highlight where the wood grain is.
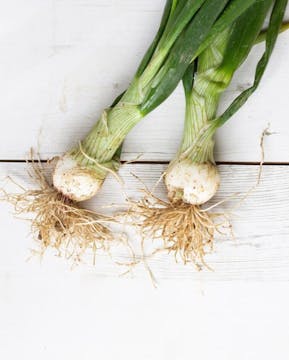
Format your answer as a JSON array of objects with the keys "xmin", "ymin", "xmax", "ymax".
[
  {"xmin": 1, "ymin": 162, "xmax": 288, "ymax": 281},
  {"xmin": 0, "ymin": 1, "xmax": 288, "ymax": 162},
  {"xmin": 1, "ymin": 3, "xmax": 289, "ymax": 359},
  {"xmin": 1, "ymin": 162, "xmax": 289, "ymax": 360}
]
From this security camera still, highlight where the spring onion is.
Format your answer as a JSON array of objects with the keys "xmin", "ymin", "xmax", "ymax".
[
  {"xmin": 8, "ymin": 0, "xmax": 260, "ymax": 260},
  {"xmin": 6, "ymin": 0, "xmax": 288, "ymax": 265},
  {"xmin": 133, "ymin": 0, "xmax": 288, "ymax": 266},
  {"xmin": 54, "ymin": 0, "xmax": 257, "ymax": 201}
]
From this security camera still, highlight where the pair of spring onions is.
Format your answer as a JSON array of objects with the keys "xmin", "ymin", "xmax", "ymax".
[{"xmin": 10, "ymin": 0, "xmax": 288, "ymax": 264}]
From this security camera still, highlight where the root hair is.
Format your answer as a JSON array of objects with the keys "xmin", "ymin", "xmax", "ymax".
[
  {"xmin": 127, "ymin": 190, "xmax": 230, "ymax": 270},
  {"xmin": 1, "ymin": 160, "xmax": 127, "ymax": 265}
]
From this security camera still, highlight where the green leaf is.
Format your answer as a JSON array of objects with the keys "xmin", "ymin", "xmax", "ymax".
[
  {"xmin": 136, "ymin": 0, "xmax": 176, "ymax": 77},
  {"xmin": 140, "ymin": 0, "xmax": 231, "ymax": 114},
  {"xmin": 138, "ymin": 0, "xmax": 206, "ymax": 88},
  {"xmin": 256, "ymin": 21, "xmax": 289, "ymax": 44},
  {"xmin": 195, "ymin": 0, "xmax": 264, "ymax": 58},
  {"xmin": 182, "ymin": 62, "xmax": 196, "ymax": 99},
  {"xmin": 219, "ymin": 0, "xmax": 273, "ymax": 74},
  {"xmin": 156, "ymin": 0, "xmax": 206, "ymax": 53},
  {"xmin": 214, "ymin": 0, "xmax": 288, "ymax": 128},
  {"xmin": 140, "ymin": 0, "xmax": 259, "ymax": 115}
]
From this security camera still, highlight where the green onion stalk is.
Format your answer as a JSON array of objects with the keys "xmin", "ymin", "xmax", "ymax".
[
  {"xmin": 54, "ymin": 0, "xmax": 257, "ymax": 202},
  {"xmin": 166, "ymin": 0, "xmax": 287, "ymax": 205},
  {"xmin": 9, "ymin": 0, "xmax": 260, "ymax": 261},
  {"xmin": 134, "ymin": 0, "xmax": 288, "ymax": 266}
]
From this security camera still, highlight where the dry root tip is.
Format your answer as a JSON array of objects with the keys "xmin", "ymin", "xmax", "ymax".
[
  {"xmin": 2, "ymin": 161, "xmax": 125, "ymax": 265},
  {"xmin": 127, "ymin": 191, "xmax": 229, "ymax": 270}
]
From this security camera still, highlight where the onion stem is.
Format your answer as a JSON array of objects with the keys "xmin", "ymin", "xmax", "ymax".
[
  {"xmin": 6, "ymin": 0, "xmax": 288, "ymax": 267},
  {"xmin": 55, "ymin": 0, "xmax": 256, "ymax": 201},
  {"xmin": 133, "ymin": 0, "xmax": 288, "ymax": 268}
]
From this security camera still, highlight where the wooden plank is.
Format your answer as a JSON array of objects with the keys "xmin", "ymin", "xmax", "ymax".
[
  {"xmin": 0, "ymin": 2, "xmax": 288, "ymax": 162},
  {"xmin": 1, "ymin": 162, "xmax": 289, "ymax": 281},
  {"xmin": 1, "ymin": 277, "xmax": 289, "ymax": 359}
]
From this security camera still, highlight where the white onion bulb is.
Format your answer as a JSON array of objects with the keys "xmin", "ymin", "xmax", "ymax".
[
  {"xmin": 165, "ymin": 159, "xmax": 220, "ymax": 205},
  {"xmin": 53, "ymin": 155, "xmax": 103, "ymax": 202}
]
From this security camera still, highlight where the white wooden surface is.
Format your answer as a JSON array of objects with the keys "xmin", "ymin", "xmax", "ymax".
[
  {"xmin": 1, "ymin": 163, "xmax": 289, "ymax": 280},
  {"xmin": 1, "ymin": 163, "xmax": 289, "ymax": 359},
  {"xmin": 1, "ymin": 2, "xmax": 289, "ymax": 360},
  {"xmin": 0, "ymin": 1, "xmax": 288, "ymax": 161}
]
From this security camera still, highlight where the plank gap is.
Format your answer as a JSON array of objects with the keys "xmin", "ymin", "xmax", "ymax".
[{"xmin": 1, "ymin": 159, "xmax": 289, "ymax": 166}]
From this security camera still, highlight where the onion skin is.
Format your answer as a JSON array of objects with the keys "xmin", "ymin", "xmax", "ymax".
[
  {"xmin": 53, "ymin": 155, "xmax": 103, "ymax": 202},
  {"xmin": 165, "ymin": 159, "xmax": 220, "ymax": 205}
]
